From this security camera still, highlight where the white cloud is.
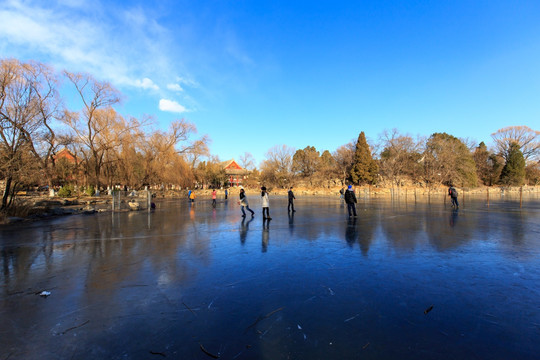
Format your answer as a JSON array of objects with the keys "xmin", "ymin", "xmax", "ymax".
[
  {"xmin": 0, "ymin": 1, "xmax": 229, "ymax": 118},
  {"xmin": 135, "ymin": 78, "xmax": 159, "ymax": 90},
  {"xmin": 0, "ymin": 1, "xmax": 184, "ymax": 92},
  {"xmin": 159, "ymin": 99, "xmax": 188, "ymax": 113},
  {"xmin": 167, "ymin": 83, "xmax": 183, "ymax": 92}
]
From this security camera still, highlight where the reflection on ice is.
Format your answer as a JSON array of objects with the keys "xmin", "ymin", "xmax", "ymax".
[{"xmin": 1, "ymin": 196, "xmax": 540, "ymax": 359}]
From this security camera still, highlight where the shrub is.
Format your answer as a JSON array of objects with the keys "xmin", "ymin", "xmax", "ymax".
[
  {"xmin": 85, "ymin": 185, "xmax": 95, "ymax": 196},
  {"xmin": 58, "ymin": 184, "xmax": 74, "ymax": 197}
]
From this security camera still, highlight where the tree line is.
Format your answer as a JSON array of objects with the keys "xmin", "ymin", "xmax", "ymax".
[
  {"xmin": 260, "ymin": 127, "xmax": 539, "ymax": 190},
  {"xmin": 1, "ymin": 58, "xmax": 539, "ymax": 210},
  {"xmin": 0, "ymin": 59, "xmax": 210, "ymax": 209}
]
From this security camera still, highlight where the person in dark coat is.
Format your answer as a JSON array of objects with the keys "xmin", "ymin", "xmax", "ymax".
[
  {"xmin": 288, "ymin": 187, "xmax": 296, "ymax": 212},
  {"xmin": 448, "ymin": 185, "xmax": 459, "ymax": 208},
  {"xmin": 344, "ymin": 185, "xmax": 357, "ymax": 218}
]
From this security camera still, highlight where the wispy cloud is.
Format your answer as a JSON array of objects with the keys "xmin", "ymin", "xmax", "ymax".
[
  {"xmin": 167, "ymin": 83, "xmax": 183, "ymax": 92},
  {"xmin": 0, "ymin": 0, "xmax": 258, "ymax": 119},
  {"xmin": 135, "ymin": 78, "xmax": 159, "ymax": 90},
  {"xmin": 177, "ymin": 76, "xmax": 199, "ymax": 88},
  {"xmin": 159, "ymin": 99, "xmax": 188, "ymax": 113},
  {"xmin": 0, "ymin": 0, "xmax": 186, "ymax": 94}
]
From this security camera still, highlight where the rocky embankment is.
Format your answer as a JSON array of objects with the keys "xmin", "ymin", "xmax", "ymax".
[{"xmin": 1, "ymin": 197, "xmax": 110, "ymax": 224}]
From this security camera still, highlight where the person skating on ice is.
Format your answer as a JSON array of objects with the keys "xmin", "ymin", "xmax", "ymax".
[
  {"xmin": 239, "ymin": 187, "xmax": 255, "ymax": 217},
  {"xmin": 261, "ymin": 186, "xmax": 272, "ymax": 220}
]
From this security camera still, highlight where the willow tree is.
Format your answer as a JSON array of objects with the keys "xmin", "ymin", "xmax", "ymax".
[
  {"xmin": 139, "ymin": 119, "xmax": 207, "ymax": 187},
  {"xmin": 350, "ymin": 131, "xmax": 378, "ymax": 185},
  {"xmin": 63, "ymin": 71, "xmax": 122, "ymax": 187}
]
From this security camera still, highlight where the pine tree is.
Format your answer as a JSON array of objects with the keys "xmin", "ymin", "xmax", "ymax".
[
  {"xmin": 499, "ymin": 142, "xmax": 526, "ymax": 185},
  {"xmin": 350, "ymin": 132, "xmax": 378, "ymax": 184},
  {"xmin": 473, "ymin": 142, "xmax": 490, "ymax": 185}
]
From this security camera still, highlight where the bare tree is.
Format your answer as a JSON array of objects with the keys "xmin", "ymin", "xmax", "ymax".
[
  {"xmin": 125, "ymin": 118, "xmax": 208, "ymax": 188},
  {"xmin": 491, "ymin": 126, "xmax": 540, "ymax": 161},
  {"xmin": 63, "ymin": 71, "xmax": 122, "ymax": 186},
  {"xmin": 378, "ymin": 129, "xmax": 421, "ymax": 189},
  {"xmin": 239, "ymin": 152, "xmax": 255, "ymax": 171},
  {"xmin": 333, "ymin": 141, "xmax": 355, "ymax": 185},
  {"xmin": 260, "ymin": 145, "xmax": 294, "ymax": 188},
  {"xmin": 0, "ymin": 59, "xmax": 61, "ymax": 208},
  {"xmin": 525, "ymin": 161, "xmax": 540, "ymax": 185},
  {"xmin": 166, "ymin": 119, "xmax": 209, "ymax": 156},
  {"xmin": 265, "ymin": 145, "xmax": 294, "ymax": 174},
  {"xmin": 24, "ymin": 62, "xmax": 64, "ymax": 186}
]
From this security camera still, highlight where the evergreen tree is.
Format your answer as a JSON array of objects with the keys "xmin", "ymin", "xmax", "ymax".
[
  {"xmin": 473, "ymin": 142, "xmax": 490, "ymax": 185},
  {"xmin": 499, "ymin": 142, "xmax": 526, "ymax": 185},
  {"xmin": 350, "ymin": 132, "xmax": 378, "ymax": 184},
  {"xmin": 485, "ymin": 153, "xmax": 504, "ymax": 186}
]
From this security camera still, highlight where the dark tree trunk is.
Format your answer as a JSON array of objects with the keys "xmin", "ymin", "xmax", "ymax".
[{"xmin": 1, "ymin": 176, "xmax": 13, "ymax": 210}]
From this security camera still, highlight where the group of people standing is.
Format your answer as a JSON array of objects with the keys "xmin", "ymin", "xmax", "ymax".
[
  {"xmin": 238, "ymin": 185, "xmax": 360, "ymax": 219},
  {"xmin": 191, "ymin": 183, "xmax": 459, "ymax": 221},
  {"xmin": 189, "ymin": 188, "xmax": 228, "ymax": 207},
  {"xmin": 192, "ymin": 183, "xmax": 461, "ymax": 222},
  {"xmin": 191, "ymin": 183, "xmax": 461, "ymax": 221},
  {"xmin": 239, "ymin": 186, "xmax": 297, "ymax": 219}
]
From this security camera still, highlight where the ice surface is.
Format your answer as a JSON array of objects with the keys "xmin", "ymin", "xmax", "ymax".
[{"xmin": 1, "ymin": 194, "xmax": 539, "ymax": 359}]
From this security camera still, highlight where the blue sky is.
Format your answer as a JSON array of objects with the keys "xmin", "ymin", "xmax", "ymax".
[{"xmin": 1, "ymin": 0, "xmax": 539, "ymax": 165}]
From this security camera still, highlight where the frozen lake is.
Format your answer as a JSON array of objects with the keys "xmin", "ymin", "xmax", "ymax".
[{"xmin": 1, "ymin": 195, "xmax": 540, "ymax": 359}]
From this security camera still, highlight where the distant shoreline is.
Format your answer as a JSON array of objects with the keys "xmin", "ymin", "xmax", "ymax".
[{"xmin": 2, "ymin": 185, "xmax": 538, "ymax": 225}]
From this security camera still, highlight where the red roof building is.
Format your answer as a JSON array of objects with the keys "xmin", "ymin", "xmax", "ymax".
[
  {"xmin": 221, "ymin": 159, "xmax": 248, "ymax": 187},
  {"xmin": 52, "ymin": 148, "xmax": 78, "ymax": 164}
]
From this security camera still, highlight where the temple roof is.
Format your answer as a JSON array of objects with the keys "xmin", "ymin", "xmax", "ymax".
[
  {"xmin": 220, "ymin": 159, "xmax": 248, "ymax": 174},
  {"xmin": 52, "ymin": 148, "xmax": 78, "ymax": 163}
]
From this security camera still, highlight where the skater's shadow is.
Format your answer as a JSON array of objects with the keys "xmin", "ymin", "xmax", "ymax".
[
  {"xmin": 240, "ymin": 217, "xmax": 254, "ymax": 245},
  {"xmin": 345, "ymin": 217, "xmax": 357, "ymax": 247},
  {"xmin": 262, "ymin": 218, "xmax": 270, "ymax": 252},
  {"xmin": 449, "ymin": 209, "xmax": 458, "ymax": 227}
]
